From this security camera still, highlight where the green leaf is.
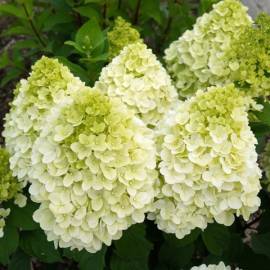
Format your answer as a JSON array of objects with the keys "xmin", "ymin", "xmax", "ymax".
[
  {"xmin": 0, "ymin": 51, "xmax": 9, "ymax": 69},
  {"xmin": 111, "ymin": 224, "xmax": 153, "ymax": 270},
  {"xmin": 252, "ymin": 232, "xmax": 270, "ymax": 258},
  {"xmin": 7, "ymin": 200, "xmax": 39, "ymax": 231},
  {"xmin": 65, "ymin": 40, "xmax": 85, "ymax": 54},
  {"xmin": 63, "ymin": 247, "xmax": 107, "ymax": 270},
  {"xmin": 163, "ymin": 228, "xmax": 201, "ymax": 247},
  {"xmin": 238, "ymin": 245, "xmax": 270, "ymax": 270},
  {"xmin": 158, "ymin": 240, "xmax": 194, "ymax": 269},
  {"xmin": 12, "ymin": 39, "xmax": 38, "ymax": 50},
  {"xmin": 0, "ymin": 4, "xmax": 26, "ymax": 19},
  {"xmin": 250, "ymin": 122, "xmax": 270, "ymax": 138},
  {"xmin": 111, "ymin": 254, "xmax": 148, "ymax": 270},
  {"xmin": 1, "ymin": 26, "xmax": 32, "ymax": 36},
  {"xmin": 20, "ymin": 230, "xmax": 61, "ymax": 263},
  {"xmin": 8, "ymin": 250, "xmax": 31, "ymax": 270},
  {"xmin": 43, "ymin": 12, "xmax": 74, "ymax": 31},
  {"xmin": 0, "ymin": 225, "xmax": 19, "ymax": 265},
  {"xmin": 254, "ymin": 100, "xmax": 270, "ymax": 126},
  {"xmin": 57, "ymin": 57, "xmax": 90, "ymax": 84},
  {"xmin": 199, "ymin": 0, "xmax": 219, "ymax": 15},
  {"xmin": 141, "ymin": 0, "xmax": 162, "ymax": 24},
  {"xmin": 80, "ymin": 52, "xmax": 108, "ymax": 63},
  {"xmin": 258, "ymin": 210, "xmax": 270, "ymax": 233},
  {"xmin": 0, "ymin": 68, "xmax": 22, "ymax": 87},
  {"xmin": 202, "ymin": 223, "xmax": 230, "ymax": 256},
  {"xmin": 114, "ymin": 224, "xmax": 153, "ymax": 260},
  {"xmin": 84, "ymin": 0, "xmax": 105, "ymax": 3},
  {"xmin": 74, "ymin": 5, "xmax": 100, "ymax": 20},
  {"xmin": 223, "ymin": 233, "xmax": 244, "ymax": 261},
  {"xmin": 75, "ymin": 18, "xmax": 105, "ymax": 55}
]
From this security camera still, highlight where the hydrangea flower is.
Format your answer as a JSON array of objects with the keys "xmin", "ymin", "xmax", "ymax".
[
  {"xmin": 96, "ymin": 42, "xmax": 178, "ymax": 126},
  {"xmin": 0, "ymin": 148, "xmax": 26, "ymax": 237},
  {"xmin": 3, "ymin": 56, "xmax": 84, "ymax": 184},
  {"xmin": 108, "ymin": 16, "xmax": 141, "ymax": 60},
  {"xmin": 164, "ymin": 0, "xmax": 252, "ymax": 98},
  {"xmin": 190, "ymin": 262, "xmax": 241, "ymax": 270},
  {"xmin": 149, "ymin": 84, "xmax": 261, "ymax": 239},
  {"xmin": 226, "ymin": 13, "xmax": 270, "ymax": 98},
  {"xmin": 28, "ymin": 86, "xmax": 158, "ymax": 252}
]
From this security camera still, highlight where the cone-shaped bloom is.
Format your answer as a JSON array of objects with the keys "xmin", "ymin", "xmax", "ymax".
[
  {"xmin": 164, "ymin": 0, "xmax": 252, "ymax": 98},
  {"xmin": 191, "ymin": 262, "xmax": 241, "ymax": 270},
  {"xmin": 3, "ymin": 57, "xmax": 84, "ymax": 184},
  {"xmin": 226, "ymin": 13, "xmax": 270, "ymax": 98},
  {"xmin": 29, "ymin": 86, "xmax": 158, "ymax": 252},
  {"xmin": 0, "ymin": 148, "xmax": 26, "ymax": 237},
  {"xmin": 108, "ymin": 16, "xmax": 141, "ymax": 60},
  {"xmin": 150, "ymin": 84, "xmax": 261, "ymax": 239},
  {"xmin": 96, "ymin": 42, "xmax": 178, "ymax": 126}
]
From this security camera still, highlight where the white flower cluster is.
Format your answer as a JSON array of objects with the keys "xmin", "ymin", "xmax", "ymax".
[
  {"xmin": 3, "ymin": 31, "xmax": 263, "ymax": 250},
  {"xmin": 190, "ymin": 262, "xmax": 241, "ymax": 270},
  {"xmin": 96, "ymin": 42, "xmax": 178, "ymax": 126},
  {"xmin": 3, "ymin": 56, "xmax": 84, "ymax": 185},
  {"xmin": 4, "ymin": 57, "xmax": 159, "ymax": 252},
  {"xmin": 164, "ymin": 0, "xmax": 252, "ymax": 98},
  {"xmin": 149, "ymin": 84, "xmax": 261, "ymax": 239}
]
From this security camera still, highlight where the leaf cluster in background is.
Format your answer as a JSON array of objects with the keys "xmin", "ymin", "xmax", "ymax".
[{"xmin": 0, "ymin": 0, "xmax": 218, "ymax": 88}]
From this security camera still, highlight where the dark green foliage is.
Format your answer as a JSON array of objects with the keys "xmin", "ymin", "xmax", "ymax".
[{"xmin": 2, "ymin": 0, "xmax": 270, "ymax": 269}]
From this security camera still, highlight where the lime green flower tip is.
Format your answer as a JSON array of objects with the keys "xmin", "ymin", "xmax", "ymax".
[
  {"xmin": 0, "ymin": 147, "xmax": 21, "ymax": 202},
  {"xmin": 108, "ymin": 16, "xmax": 141, "ymax": 60},
  {"xmin": 150, "ymin": 84, "xmax": 261, "ymax": 239},
  {"xmin": 0, "ymin": 147, "xmax": 26, "ymax": 238},
  {"xmin": 164, "ymin": 0, "xmax": 252, "ymax": 98},
  {"xmin": 96, "ymin": 42, "xmax": 178, "ymax": 126},
  {"xmin": 3, "ymin": 56, "xmax": 84, "ymax": 184},
  {"xmin": 227, "ymin": 13, "xmax": 270, "ymax": 98},
  {"xmin": 190, "ymin": 262, "xmax": 241, "ymax": 270}
]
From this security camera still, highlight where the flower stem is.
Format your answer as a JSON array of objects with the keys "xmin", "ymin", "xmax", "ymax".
[
  {"xmin": 22, "ymin": 4, "xmax": 46, "ymax": 48},
  {"xmin": 133, "ymin": 0, "xmax": 142, "ymax": 25}
]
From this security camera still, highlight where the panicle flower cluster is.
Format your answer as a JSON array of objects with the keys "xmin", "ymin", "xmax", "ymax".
[
  {"xmin": 3, "ymin": 57, "xmax": 84, "ymax": 185},
  {"xmin": 107, "ymin": 16, "xmax": 141, "ymax": 60},
  {"xmin": 190, "ymin": 262, "xmax": 241, "ymax": 270},
  {"xmin": 30, "ymin": 87, "xmax": 158, "ymax": 252},
  {"xmin": 96, "ymin": 42, "xmax": 178, "ymax": 126},
  {"xmin": 226, "ymin": 13, "xmax": 270, "ymax": 98},
  {"xmin": 0, "ymin": 148, "xmax": 26, "ymax": 237},
  {"xmin": 149, "ymin": 84, "xmax": 261, "ymax": 239},
  {"xmin": 164, "ymin": 0, "xmax": 252, "ymax": 98},
  {"xmin": 6, "ymin": 58, "xmax": 158, "ymax": 252}
]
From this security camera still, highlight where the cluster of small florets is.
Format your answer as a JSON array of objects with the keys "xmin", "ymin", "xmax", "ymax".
[
  {"xmin": 226, "ymin": 13, "xmax": 270, "ymax": 98},
  {"xmin": 3, "ymin": 57, "xmax": 159, "ymax": 252},
  {"xmin": 107, "ymin": 16, "xmax": 141, "ymax": 60},
  {"xmin": 0, "ymin": 147, "xmax": 26, "ymax": 237},
  {"xmin": 96, "ymin": 42, "xmax": 178, "ymax": 126},
  {"xmin": 190, "ymin": 262, "xmax": 241, "ymax": 270},
  {"xmin": 3, "ymin": 57, "xmax": 84, "ymax": 185},
  {"xmin": 164, "ymin": 0, "xmax": 252, "ymax": 98},
  {"xmin": 149, "ymin": 84, "xmax": 261, "ymax": 239}
]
